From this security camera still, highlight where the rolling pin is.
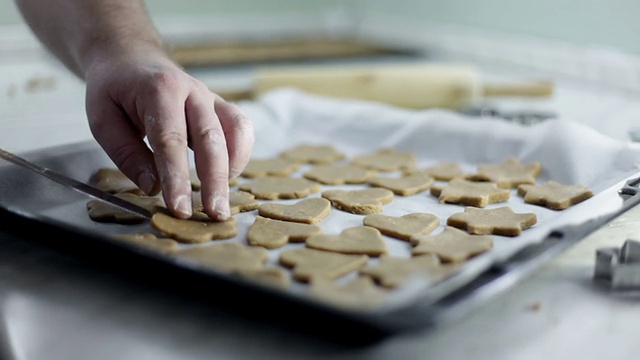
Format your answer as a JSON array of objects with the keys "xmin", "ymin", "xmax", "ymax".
[{"xmin": 213, "ymin": 63, "xmax": 554, "ymax": 110}]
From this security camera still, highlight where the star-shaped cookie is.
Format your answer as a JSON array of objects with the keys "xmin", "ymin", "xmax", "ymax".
[
  {"xmin": 517, "ymin": 181, "xmax": 593, "ymax": 210},
  {"xmin": 431, "ymin": 178, "xmax": 510, "ymax": 207},
  {"xmin": 410, "ymin": 226, "xmax": 494, "ymax": 263},
  {"xmin": 469, "ymin": 157, "xmax": 541, "ymax": 188},
  {"xmin": 446, "ymin": 206, "xmax": 537, "ymax": 236}
]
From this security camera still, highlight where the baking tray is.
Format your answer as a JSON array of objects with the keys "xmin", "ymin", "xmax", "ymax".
[{"xmin": 2, "ymin": 91, "xmax": 640, "ymax": 345}]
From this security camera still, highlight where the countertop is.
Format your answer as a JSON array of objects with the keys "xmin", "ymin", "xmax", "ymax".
[{"xmin": 2, "ymin": 27, "xmax": 640, "ymax": 360}]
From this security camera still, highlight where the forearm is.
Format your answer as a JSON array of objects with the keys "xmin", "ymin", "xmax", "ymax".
[{"xmin": 15, "ymin": 0, "xmax": 165, "ymax": 79}]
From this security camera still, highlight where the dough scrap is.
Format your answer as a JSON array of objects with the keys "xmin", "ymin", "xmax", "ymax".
[
  {"xmin": 411, "ymin": 226, "xmax": 493, "ymax": 263},
  {"xmin": 110, "ymin": 232, "xmax": 179, "ymax": 255},
  {"xmin": 359, "ymin": 254, "xmax": 457, "ymax": 288},
  {"xmin": 279, "ymin": 144, "xmax": 345, "ymax": 164},
  {"xmin": 86, "ymin": 192, "xmax": 164, "ymax": 224},
  {"xmin": 363, "ymin": 213, "xmax": 439, "ymax": 241},
  {"xmin": 351, "ymin": 148, "xmax": 417, "ymax": 172},
  {"xmin": 517, "ymin": 181, "xmax": 593, "ymax": 210},
  {"xmin": 306, "ymin": 226, "xmax": 387, "ymax": 256},
  {"xmin": 431, "ymin": 178, "xmax": 510, "ymax": 207},
  {"xmin": 447, "ymin": 206, "xmax": 537, "ymax": 236},
  {"xmin": 239, "ymin": 177, "xmax": 321, "ymax": 200},
  {"xmin": 469, "ymin": 157, "xmax": 541, "ymax": 189},
  {"xmin": 247, "ymin": 216, "xmax": 323, "ymax": 249},
  {"xmin": 151, "ymin": 211, "xmax": 237, "ymax": 244},
  {"xmin": 303, "ymin": 164, "xmax": 377, "ymax": 185},
  {"xmin": 177, "ymin": 242, "xmax": 269, "ymax": 273},
  {"xmin": 257, "ymin": 197, "xmax": 331, "ymax": 224},
  {"xmin": 279, "ymin": 248, "xmax": 369, "ymax": 282},
  {"xmin": 368, "ymin": 173, "xmax": 434, "ymax": 196},
  {"xmin": 322, "ymin": 188, "xmax": 394, "ymax": 215},
  {"xmin": 406, "ymin": 162, "xmax": 467, "ymax": 181},
  {"xmin": 241, "ymin": 158, "xmax": 300, "ymax": 178},
  {"xmin": 308, "ymin": 276, "xmax": 389, "ymax": 311}
]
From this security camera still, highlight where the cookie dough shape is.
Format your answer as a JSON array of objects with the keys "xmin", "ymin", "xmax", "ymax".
[
  {"xmin": 192, "ymin": 190, "xmax": 258, "ymax": 214},
  {"xmin": 303, "ymin": 164, "xmax": 377, "ymax": 185},
  {"xmin": 322, "ymin": 188, "xmax": 394, "ymax": 215},
  {"xmin": 86, "ymin": 193, "xmax": 164, "ymax": 224},
  {"xmin": 351, "ymin": 148, "xmax": 417, "ymax": 172},
  {"xmin": 368, "ymin": 173, "xmax": 434, "ymax": 196},
  {"xmin": 407, "ymin": 162, "xmax": 467, "ymax": 181},
  {"xmin": 363, "ymin": 213, "xmax": 439, "ymax": 242},
  {"xmin": 517, "ymin": 181, "xmax": 594, "ymax": 210},
  {"xmin": 247, "ymin": 216, "xmax": 323, "ymax": 249},
  {"xmin": 411, "ymin": 226, "xmax": 493, "ymax": 263},
  {"xmin": 257, "ymin": 197, "xmax": 331, "ymax": 224},
  {"xmin": 308, "ymin": 276, "xmax": 389, "ymax": 311},
  {"xmin": 431, "ymin": 178, "xmax": 510, "ymax": 207},
  {"xmin": 111, "ymin": 232, "xmax": 179, "ymax": 255},
  {"xmin": 177, "ymin": 242, "xmax": 269, "ymax": 273},
  {"xmin": 470, "ymin": 157, "xmax": 541, "ymax": 189},
  {"xmin": 241, "ymin": 158, "xmax": 300, "ymax": 178},
  {"xmin": 151, "ymin": 211, "xmax": 237, "ymax": 244},
  {"xmin": 279, "ymin": 248, "xmax": 369, "ymax": 282},
  {"xmin": 280, "ymin": 144, "xmax": 346, "ymax": 164},
  {"xmin": 447, "ymin": 206, "xmax": 537, "ymax": 236},
  {"xmin": 236, "ymin": 267, "xmax": 291, "ymax": 290},
  {"xmin": 359, "ymin": 254, "xmax": 456, "ymax": 288},
  {"xmin": 90, "ymin": 167, "xmax": 142, "ymax": 194},
  {"xmin": 239, "ymin": 177, "xmax": 321, "ymax": 200},
  {"xmin": 306, "ymin": 226, "xmax": 387, "ymax": 256}
]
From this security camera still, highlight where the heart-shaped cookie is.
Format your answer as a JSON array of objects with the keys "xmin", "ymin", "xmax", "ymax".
[
  {"xmin": 279, "ymin": 248, "xmax": 369, "ymax": 282},
  {"xmin": 303, "ymin": 164, "xmax": 377, "ymax": 185},
  {"xmin": 363, "ymin": 212, "xmax": 439, "ymax": 241},
  {"xmin": 322, "ymin": 188, "xmax": 394, "ymax": 215},
  {"xmin": 306, "ymin": 226, "xmax": 387, "ymax": 256},
  {"xmin": 368, "ymin": 173, "xmax": 434, "ymax": 196},
  {"xmin": 247, "ymin": 216, "xmax": 323, "ymax": 249},
  {"xmin": 257, "ymin": 198, "xmax": 331, "ymax": 224}
]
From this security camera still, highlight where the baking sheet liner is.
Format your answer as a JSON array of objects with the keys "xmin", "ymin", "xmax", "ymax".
[{"xmin": 2, "ymin": 88, "xmax": 640, "ymax": 329}]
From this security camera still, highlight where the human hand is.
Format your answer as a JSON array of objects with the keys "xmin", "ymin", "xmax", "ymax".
[{"xmin": 83, "ymin": 48, "xmax": 254, "ymax": 220}]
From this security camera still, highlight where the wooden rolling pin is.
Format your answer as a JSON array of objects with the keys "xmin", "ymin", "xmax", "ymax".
[{"xmin": 213, "ymin": 63, "xmax": 554, "ymax": 110}]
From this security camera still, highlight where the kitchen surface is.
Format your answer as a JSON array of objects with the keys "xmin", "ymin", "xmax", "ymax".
[{"xmin": 1, "ymin": 2, "xmax": 640, "ymax": 360}]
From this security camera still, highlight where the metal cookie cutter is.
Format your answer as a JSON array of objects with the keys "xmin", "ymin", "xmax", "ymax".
[{"xmin": 594, "ymin": 239, "xmax": 640, "ymax": 290}]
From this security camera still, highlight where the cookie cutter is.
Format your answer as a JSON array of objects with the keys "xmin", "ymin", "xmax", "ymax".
[{"xmin": 594, "ymin": 239, "xmax": 640, "ymax": 290}]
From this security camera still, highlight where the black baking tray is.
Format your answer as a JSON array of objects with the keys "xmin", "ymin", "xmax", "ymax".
[{"xmin": 2, "ymin": 140, "xmax": 640, "ymax": 345}]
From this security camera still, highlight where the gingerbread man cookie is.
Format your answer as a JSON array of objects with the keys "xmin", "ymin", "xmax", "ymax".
[
  {"xmin": 279, "ymin": 248, "xmax": 369, "ymax": 282},
  {"xmin": 469, "ymin": 157, "xmax": 541, "ymax": 189}
]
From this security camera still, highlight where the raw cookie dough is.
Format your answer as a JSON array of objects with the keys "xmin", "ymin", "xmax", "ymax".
[
  {"xmin": 90, "ymin": 167, "xmax": 142, "ymax": 194},
  {"xmin": 247, "ymin": 216, "xmax": 323, "ymax": 249},
  {"xmin": 308, "ymin": 276, "xmax": 389, "ymax": 311},
  {"xmin": 468, "ymin": 157, "xmax": 541, "ymax": 189},
  {"xmin": 151, "ymin": 211, "xmax": 237, "ymax": 244},
  {"xmin": 235, "ymin": 267, "xmax": 291, "ymax": 290},
  {"xmin": 431, "ymin": 178, "xmax": 510, "ymax": 207},
  {"xmin": 322, "ymin": 188, "xmax": 394, "ymax": 215},
  {"xmin": 410, "ymin": 226, "xmax": 493, "ymax": 263},
  {"xmin": 306, "ymin": 226, "xmax": 387, "ymax": 256},
  {"xmin": 257, "ymin": 197, "xmax": 332, "ymax": 224},
  {"xmin": 177, "ymin": 242, "xmax": 269, "ymax": 273},
  {"xmin": 359, "ymin": 254, "xmax": 456, "ymax": 288},
  {"xmin": 351, "ymin": 148, "xmax": 417, "ymax": 172},
  {"xmin": 368, "ymin": 173, "xmax": 434, "ymax": 196},
  {"xmin": 110, "ymin": 232, "xmax": 179, "ymax": 255},
  {"xmin": 239, "ymin": 177, "xmax": 321, "ymax": 200},
  {"xmin": 86, "ymin": 192, "xmax": 164, "ymax": 224},
  {"xmin": 192, "ymin": 190, "xmax": 258, "ymax": 214},
  {"xmin": 447, "ymin": 206, "xmax": 537, "ymax": 236},
  {"xmin": 517, "ymin": 181, "xmax": 593, "ymax": 210},
  {"xmin": 241, "ymin": 158, "xmax": 300, "ymax": 178},
  {"xmin": 279, "ymin": 144, "xmax": 346, "ymax": 164},
  {"xmin": 406, "ymin": 162, "xmax": 467, "ymax": 181},
  {"xmin": 303, "ymin": 164, "xmax": 377, "ymax": 185},
  {"xmin": 279, "ymin": 248, "xmax": 369, "ymax": 282},
  {"xmin": 363, "ymin": 213, "xmax": 439, "ymax": 242}
]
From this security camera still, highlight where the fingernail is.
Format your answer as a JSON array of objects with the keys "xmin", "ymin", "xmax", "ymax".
[
  {"xmin": 138, "ymin": 170, "xmax": 156, "ymax": 195},
  {"xmin": 212, "ymin": 194, "xmax": 230, "ymax": 221},
  {"xmin": 175, "ymin": 195, "xmax": 192, "ymax": 218}
]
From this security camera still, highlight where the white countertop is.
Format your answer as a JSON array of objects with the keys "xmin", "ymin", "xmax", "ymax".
[{"xmin": 1, "ymin": 26, "xmax": 640, "ymax": 360}]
